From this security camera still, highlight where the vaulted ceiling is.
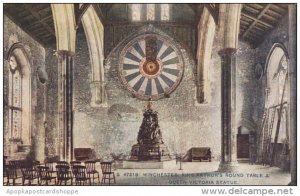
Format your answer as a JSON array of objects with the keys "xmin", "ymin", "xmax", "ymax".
[{"xmin": 3, "ymin": 3, "xmax": 289, "ymax": 48}]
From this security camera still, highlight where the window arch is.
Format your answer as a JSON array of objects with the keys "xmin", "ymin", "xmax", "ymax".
[
  {"xmin": 131, "ymin": 4, "xmax": 170, "ymax": 22},
  {"xmin": 161, "ymin": 4, "xmax": 170, "ymax": 21},
  {"xmin": 147, "ymin": 4, "xmax": 155, "ymax": 21},
  {"xmin": 7, "ymin": 43, "xmax": 32, "ymax": 147},
  {"xmin": 265, "ymin": 44, "xmax": 289, "ymax": 145},
  {"xmin": 132, "ymin": 4, "xmax": 141, "ymax": 21}
]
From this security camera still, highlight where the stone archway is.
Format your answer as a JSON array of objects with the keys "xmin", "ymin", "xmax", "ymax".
[
  {"xmin": 81, "ymin": 6, "xmax": 106, "ymax": 107},
  {"xmin": 196, "ymin": 7, "xmax": 216, "ymax": 104}
]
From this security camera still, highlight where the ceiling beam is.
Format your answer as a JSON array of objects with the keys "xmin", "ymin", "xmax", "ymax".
[
  {"xmin": 241, "ymin": 12, "xmax": 274, "ymax": 29},
  {"xmin": 240, "ymin": 20, "xmax": 250, "ymax": 25},
  {"xmin": 266, "ymin": 8, "xmax": 284, "ymax": 18},
  {"xmin": 241, "ymin": 4, "xmax": 272, "ymax": 38},
  {"xmin": 262, "ymin": 12, "xmax": 280, "ymax": 22},
  {"xmin": 99, "ymin": 4, "xmax": 113, "ymax": 13},
  {"xmin": 27, "ymin": 15, "xmax": 53, "ymax": 28},
  {"xmin": 32, "ymin": 28, "xmax": 51, "ymax": 36},
  {"xmin": 19, "ymin": 5, "xmax": 51, "ymax": 19},
  {"xmin": 252, "ymin": 24, "xmax": 268, "ymax": 32},
  {"xmin": 271, "ymin": 4, "xmax": 288, "ymax": 13},
  {"xmin": 92, "ymin": 4, "xmax": 106, "ymax": 26},
  {"xmin": 4, "ymin": 12, "xmax": 47, "ymax": 47},
  {"xmin": 243, "ymin": 5, "xmax": 260, "ymax": 14},
  {"xmin": 204, "ymin": 3, "xmax": 219, "ymax": 25},
  {"xmin": 194, "ymin": 4, "xmax": 204, "ymax": 26},
  {"xmin": 26, "ymin": 5, "xmax": 55, "ymax": 36},
  {"xmin": 75, "ymin": 3, "xmax": 91, "ymax": 29}
]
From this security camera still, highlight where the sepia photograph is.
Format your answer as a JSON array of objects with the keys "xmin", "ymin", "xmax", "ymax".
[{"xmin": 0, "ymin": 1, "xmax": 298, "ymax": 195}]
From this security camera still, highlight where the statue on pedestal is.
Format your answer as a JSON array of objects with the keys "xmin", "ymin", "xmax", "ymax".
[
  {"xmin": 137, "ymin": 101, "xmax": 163, "ymax": 145},
  {"xmin": 130, "ymin": 100, "xmax": 171, "ymax": 161}
]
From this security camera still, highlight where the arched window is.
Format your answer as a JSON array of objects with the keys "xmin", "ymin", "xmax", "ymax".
[
  {"xmin": 132, "ymin": 4, "xmax": 141, "ymax": 21},
  {"xmin": 7, "ymin": 43, "xmax": 32, "ymax": 148},
  {"xmin": 265, "ymin": 45, "xmax": 289, "ymax": 145},
  {"xmin": 9, "ymin": 56, "xmax": 22, "ymax": 140},
  {"xmin": 161, "ymin": 4, "xmax": 170, "ymax": 21},
  {"xmin": 131, "ymin": 4, "xmax": 170, "ymax": 22},
  {"xmin": 147, "ymin": 4, "xmax": 155, "ymax": 21}
]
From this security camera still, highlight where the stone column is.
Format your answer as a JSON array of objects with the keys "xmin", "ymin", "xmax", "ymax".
[
  {"xmin": 218, "ymin": 48, "xmax": 238, "ymax": 172},
  {"xmin": 57, "ymin": 51, "xmax": 74, "ymax": 162},
  {"xmin": 196, "ymin": 81, "xmax": 205, "ymax": 104},
  {"xmin": 288, "ymin": 4, "xmax": 296, "ymax": 186}
]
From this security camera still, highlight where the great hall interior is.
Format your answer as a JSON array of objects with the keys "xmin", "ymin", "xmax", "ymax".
[{"xmin": 2, "ymin": 3, "xmax": 297, "ymax": 186}]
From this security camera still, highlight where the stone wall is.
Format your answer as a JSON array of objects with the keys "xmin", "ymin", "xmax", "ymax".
[
  {"xmin": 3, "ymin": 16, "xmax": 46, "ymax": 161},
  {"xmin": 236, "ymin": 42, "xmax": 258, "ymax": 131},
  {"xmin": 72, "ymin": 26, "xmax": 222, "ymax": 160},
  {"xmin": 105, "ymin": 24, "xmax": 197, "ymax": 58},
  {"xmin": 44, "ymin": 45, "xmax": 59, "ymax": 158}
]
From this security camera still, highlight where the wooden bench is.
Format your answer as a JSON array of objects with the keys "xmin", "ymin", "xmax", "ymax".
[
  {"xmin": 183, "ymin": 147, "xmax": 212, "ymax": 162},
  {"xmin": 74, "ymin": 148, "xmax": 95, "ymax": 161}
]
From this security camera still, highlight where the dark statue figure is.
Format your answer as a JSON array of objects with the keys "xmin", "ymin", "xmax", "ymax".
[
  {"xmin": 137, "ymin": 102, "xmax": 163, "ymax": 144},
  {"xmin": 130, "ymin": 100, "xmax": 171, "ymax": 161}
]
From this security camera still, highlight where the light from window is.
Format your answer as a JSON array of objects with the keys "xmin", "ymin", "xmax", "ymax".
[
  {"xmin": 278, "ymin": 55, "xmax": 288, "ymax": 103},
  {"xmin": 9, "ymin": 58, "xmax": 22, "ymax": 139},
  {"xmin": 147, "ymin": 4, "xmax": 155, "ymax": 21},
  {"xmin": 161, "ymin": 4, "xmax": 170, "ymax": 21},
  {"xmin": 132, "ymin": 4, "xmax": 141, "ymax": 21}
]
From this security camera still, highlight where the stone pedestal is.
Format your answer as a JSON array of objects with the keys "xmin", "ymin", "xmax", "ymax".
[{"xmin": 130, "ymin": 143, "xmax": 171, "ymax": 162}]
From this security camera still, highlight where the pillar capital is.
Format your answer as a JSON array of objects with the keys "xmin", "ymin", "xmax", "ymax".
[
  {"xmin": 218, "ymin": 48, "xmax": 237, "ymax": 57},
  {"xmin": 56, "ymin": 50, "xmax": 75, "ymax": 57}
]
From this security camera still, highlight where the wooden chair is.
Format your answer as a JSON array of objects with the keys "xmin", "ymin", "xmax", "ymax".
[
  {"xmin": 9, "ymin": 160, "xmax": 27, "ymax": 169},
  {"xmin": 37, "ymin": 166, "xmax": 56, "ymax": 185},
  {"xmin": 21, "ymin": 163, "xmax": 38, "ymax": 185},
  {"xmin": 70, "ymin": 161, "xmax": 81, "ymax": 166},
  {"xmin": 45, "ymin": 161, "xmax": 56, "ymax": 175},
  {"xmin": 100, "ymin": 162, "xmax": 116, "ymax": 185},
  {"xmin": 56, "ymin": 165, "xmax": 73, "ymax": 185},
  {"xmin": 84, "ymin": 160, "xmax": 100, "ymax": 185},
  {"xmin": 5, "ymin": 164, "xmax": 22, "ymax": 185},
  {"xmin": 4, "ymin": 156, "xmax": 8, "ymax": 179},
  {"xmin": 56, "ymin": 161, "xmax": 69, "ymax": 166},
  {"xmin": 72, "ymin": 165, "xmax": 91, "ymax": 185}
]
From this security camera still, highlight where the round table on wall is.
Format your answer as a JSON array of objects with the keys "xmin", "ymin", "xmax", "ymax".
[{"xmin": 119, "ymin": 34, "xmax": 184, "ymax": 100}]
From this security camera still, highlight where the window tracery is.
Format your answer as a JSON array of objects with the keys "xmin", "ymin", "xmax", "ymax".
[
  {"xmin": 147, "ymin": 4, "xmax": 155, "ymax": 21},
  {"xmin": 9, "ymin": 56, "xmax": 22, "ymax": 140},
  {"xmin": 131, "ymin": 4, "xmax": 170, "ymax": 22},
  {"xmin": 161, "ymin": 4, "xmax": 170, "ymax": 21},
  {"xmin": 132, "ymin": 4, "xmax": 141, "ymax": 21}
]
